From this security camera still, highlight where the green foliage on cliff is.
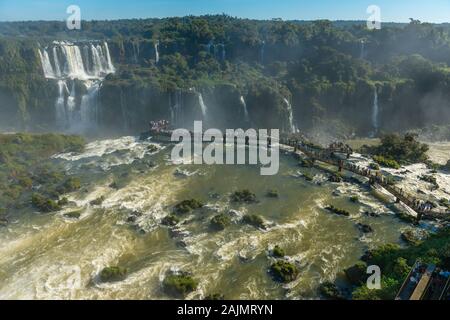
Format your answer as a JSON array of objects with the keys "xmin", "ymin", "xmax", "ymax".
[{"xmin": 351, "ymin": 227, "xmax": 450, "ymax": 300}]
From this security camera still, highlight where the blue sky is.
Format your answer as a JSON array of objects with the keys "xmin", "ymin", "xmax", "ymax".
[{"xmin": 1, "ymin": 0, "xmax": 450, "ymax": 22}]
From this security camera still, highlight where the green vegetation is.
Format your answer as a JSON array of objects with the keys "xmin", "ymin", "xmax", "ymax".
[
  {"xmin": 173, "ymin": 199, "xmax": 204, "ymax": 214},
  {"xmin": 0, "ymin": 133, "xmax": 85, "ymax": 211},
  {"xmin": 163, "ymin": 272, "xmax": 198, "ymax": 297},
  {"xmin": 99, "ymin": 266, "xmax": 128, "ymax": 282},
  {"xmin": 373, "ymin": 155, "xmax": 401, "ymax": 169},
  {"xmin": 242, "ymin": 214, "xmax": 266, "ymax": 230},
  {"xmin": 269, "ymin": 260, "xmax": 299, "ymax": 283},
  {"xmin": 325, "ymin": 205, "xmax": 350, "ymax": 217},
  {"xmin": 319, "ymin": 282, "xmax": 344, "ymax": 300},
  {"xmin": 344, "ymin": 262, "xmax": 368, "ymax": 285},
  {"xmin": 272, "ymin": 245, "xmax": 285, "ymax": 258},
  {"xmin": 230, "ymin": 189, "xmax": 257, "ymax": 203},
  {"xmin": 351, "ymin": 228, "xmax": 450, "ymax": 300},
  {"xmin": 369, "ymin": 163, "xmax": 380, "ymax": 170},
  {"xmin": 31, "ymin": 193, "xmax": 61, "ymax": 212},
  {"xmin": 350, "ymin": 195, "xmax": 359, "ymax": 203},
  {"xmin": 210, "ymin": 213, "xmax": 232, "ymax": 231},
  {"xmin": 419, "ymin": 175, "xmax": 439, "ymax": 189},
  {"xmin": 369, "ymin": 134, "xmax": 429, "ymax": 166},
  {"xmin": 63, "ymin": 210, "xmax": 82, "ymax": 219},
  {"xmin": 266, "ymin": 189, "xmax": 279, "ymax": 198}
]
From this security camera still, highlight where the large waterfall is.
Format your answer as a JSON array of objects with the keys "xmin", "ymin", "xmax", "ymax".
[
  {"xmin": 372, "ymin": 87, "xmax": 379, "ymax": 134},
  {"xmin": 38, "ymin": 41, "xmax": 115, "ymax": 132}
]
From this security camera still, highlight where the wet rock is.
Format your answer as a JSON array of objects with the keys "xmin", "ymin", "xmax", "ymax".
[
  {"xmin": 161, "ymin": 214, "xmax": 180, "ymax": 226},
  {"xmin": 63, "ymin": 210, "xmax": 82, "ymax": 219},
  {"xmin": 0, "ymin": 216, "xmax": 8, "ymax": 227},
  {"xmin": 363, "ymin": 211, "xmax": 380, "ymax": 218},
  {"xmin": 328, "ymin": 173, "xmax": 343, "ymax": 183},
  {"xmin": 401, "ymin": 228, "xmax": 429, "ymax": 245},
  {"xmin": 356, "ymin": 223, "xmax": 373, "ymax": 233},
  {"xmin": 230, "ymin": 190, "xmax": 257, "ymax": 203},
  {"xmin": 242, "ymin": 214, "xmax": 266, "ymax": 230}
]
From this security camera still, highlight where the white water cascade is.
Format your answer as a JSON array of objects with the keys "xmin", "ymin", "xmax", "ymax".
[
  {"xmin": 283, "ymin": 98, "xmax": 296, "ymax": 133},
  {"xmin": 38, "ymin": 41, "xmax": 115, "ymax": 132},
  {"xmin": 198, "ymin": 93, "xmax": 207, "ymax": 118},
  {"xmin": 372, "ymin": 87, "xmax": 379, "ymax": 134},
  {"xmin": 170, "ymin": 90, "xmax": 183, "ymax": 127},
  {"xmin": 240, "ymin": 95, "xmax": 249, "ymax": 122},
  {"xmin": 360, "ymin": 40, "xmax": 365, "ymax": 59},
  {"xmin": 154, "ymin": 40, "xmax": 160, "ymax": 64}
]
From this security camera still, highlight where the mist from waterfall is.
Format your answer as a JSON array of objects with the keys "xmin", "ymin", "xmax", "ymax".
[
  {"xmin": 38, "ymin": 41, "xmax": 115, "ymax": 133},
  {"xmin": 360, "ymin": 40, "xmax": 365, "ymax": 59}
]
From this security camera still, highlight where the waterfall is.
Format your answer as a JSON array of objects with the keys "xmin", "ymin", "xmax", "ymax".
[
  {"xmin": 38, "ymin": 49, "xmax": 55, "ymax": 78},
  {"xmin": 372, "ymin": 87, "xmax": 379, "ymax": 134},
  {"xmin": 283, "ymin": 98, "xmax": 296, "ymax": 133},
  {"xmin": 360, "ymin": 40, "xmax": 365, "ymax": 59},
  {"xmin": 198, "ymin": 93, "xmax": 207, "ymax": 118},
  {"xmin": 38, "ymin": 41, "xmax": 115, "ymax": 132},
  {"xmin": 170, "ymin": 90, "xmax": 182, "ymax": 127},
  {"xmin": 55, "ymin": 80, "xmax": 68, "ymax": 126},
  {"xmin": 240, "ymin": 95, "xmax": 249, "ymax": 122},
  {"xmin": 154, "ymin": 40, "xmax": 160, "ymax": 64},
  {"xmin": 260, "ymin": 41, "xmax": 266, "ymax": 64}
]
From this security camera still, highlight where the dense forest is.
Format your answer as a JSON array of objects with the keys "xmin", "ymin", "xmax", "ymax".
[{"xmin": 1, "ymin": 16, "xmax": 450, "ymax": 138}]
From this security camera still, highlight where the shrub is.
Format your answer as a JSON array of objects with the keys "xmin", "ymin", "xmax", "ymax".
[
  {"xmin": 63, "ymin": 210, "xmax": 82, "ymax": 219},
  {"xmin": 269, "ymin": 260, "xmax": 299, "ymax": 283},
  {"xmin": 31, "ymin": 193, "xmax": 61, "ymax": 212},
  {"xmin": 350, "ymin": 195, "xmax": 359, "ymax": 203},
  {"xmin": 210, "ymin": 213, "xmax": 231, "ymax": 231},
  {"xmin": 99, "ymin": 266, "xmax": 127, "ymax": 282},
  {"xmin": 230, "ymin": 190, "xmax": 257, "ymax": 203},
  {"xmin": 319, "ymin": 282, "xmax": 344, "ymax": 300},
  {"xmin": 373, "ymin": 155, "xmax": 400, "ymax": 169},
  {"xmin": 163, "ymin": 272, "xmax": 198, "ymax": 297},
  {"xmin": 173, "ymin": 199, "xmax": 204, "ymax": 214},
  {"xmin": 272, "ymin": 245, "xmax": 285, "ymax": 258},
  {"xmin": 325, "ymin": 205, "xmax": 350, "ymax": 216},
  {"xmin": 204, "ymin": 293, "xmax": 225, "ymax": 300},
  {"xmin": 369, "ymin": 163, "xmax": 380, "ymax": 170},
  {"xmin": 242, "ymin": 214, "xmax": 266, "ymax": 229}
]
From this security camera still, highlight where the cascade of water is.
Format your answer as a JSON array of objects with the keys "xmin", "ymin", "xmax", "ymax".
[
  {"xmin": 154, "ymin": 40, "xmax": 160, "ymax": 64},
  {"xmin": 55, "ymin": 80, "xmax": 68, "ymax": 126},
  {"xmin": 240, "ymin": 95, "xmax": 249, "ymax": 122},
  {"xmin": 38, "ymin": 41, "xmax": 116, "ymax": 132},
  {"xmin": 38, "ymin": 48, "xmax": 55, "ymax": 78},
  {"xmin": 372, "ymin": 87, "xmax": 379, "ymax": 133},
  {"xmin": 198, "ymin": 93, "xmax": 207, "ymax": 118},
  {"xmin": 52, "ymin": 47, "xmax": 62, "ymax": 78},
  {"xmin": 360, "ymin": 40, "xmax": 365, "ymax": 59},
  {"xmin": 283, "ymin": 98, "xmax": 296, "ymax": 133},
  {"xmin": 79, "ymin": 81, "xmax": 100, "ymax": 130},
  {"xmin": 103, "ymin": 42, "xmax": 115, "ymax": 73}
]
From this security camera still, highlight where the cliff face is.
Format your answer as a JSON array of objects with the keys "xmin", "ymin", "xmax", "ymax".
[{"xmin": 1, "ymin": 33, "xmax": 450, "ymax": 137}]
